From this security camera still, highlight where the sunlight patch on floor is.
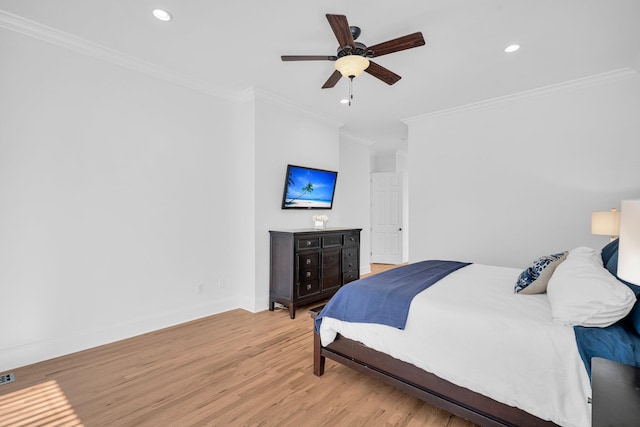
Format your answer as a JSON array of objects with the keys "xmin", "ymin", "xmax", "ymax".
[{"xmin": 0, "ymin": 380, "xmax": 83, "ymax": 427}]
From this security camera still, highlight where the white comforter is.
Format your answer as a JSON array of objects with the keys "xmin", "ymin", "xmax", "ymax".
[{"xmin": 319, "ymin": 264, "xmax": 592, "ymax": 427}]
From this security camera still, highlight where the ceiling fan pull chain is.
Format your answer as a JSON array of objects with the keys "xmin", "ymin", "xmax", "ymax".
[{"xmin": 349, "ymin": 76, "xmax": 354, "ymax": 106}]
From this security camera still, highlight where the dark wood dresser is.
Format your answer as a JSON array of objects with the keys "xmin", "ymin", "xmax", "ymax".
[{"xmin": 269, "ymin": 228, "xmax": 361, "ymax": 319}]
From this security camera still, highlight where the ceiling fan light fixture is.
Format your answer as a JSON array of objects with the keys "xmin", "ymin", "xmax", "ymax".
[{"xmin": 334, "ymin": 55, "xmax": 370, "ymax": 78}]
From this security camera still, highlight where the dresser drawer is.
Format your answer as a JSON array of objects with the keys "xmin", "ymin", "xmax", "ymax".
[
  {"xmin": 322, "ymin": 234, "xmax": 342, "ymax": 247},
  {"xmin": 342, "ymin": 247, "xmax": 359, "ymax": 272},
  {"xmin": 298, "ymin": 252, "xmax": 319, "ymax": 270},
  {"xmin": 343, "ymin": 232, "xmax": 359, "ymax": 246},
  {"xmin": 299, "ymin": 268, "xmax": 319, "ymax": 281},
  {"xmin": 297, "ymin": 237, "xmax": 320, "ymax": 250},
  {"xmin": 343, "ymin": 269, "xmax": 359, "ymax": 284},
  {"xmin": 297, "ymin": 280, "xmax": 320, "ymax": 298},
  {"xmin": 322, "ymin": 248, "xmax": 341, "ymax": 290}
]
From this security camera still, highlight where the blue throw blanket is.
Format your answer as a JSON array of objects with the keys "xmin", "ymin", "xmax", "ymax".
[
  {"xmin": 314, "ymin": 260, "xmax": 470, "ymax": 333},
  {"xmin": 574, "ymin": 278, "xmax": 640, "ymax": 380},
  {"xmin": 574, "ymin": 321, "xmax": 640, "ymax": 379}
]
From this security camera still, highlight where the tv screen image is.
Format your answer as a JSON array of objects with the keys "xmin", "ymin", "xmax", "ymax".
[{"xmin": 281, "ymin": 164, "xmax": 338, "ymax": 209}]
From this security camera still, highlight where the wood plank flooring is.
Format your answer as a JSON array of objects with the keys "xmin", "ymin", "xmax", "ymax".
[{"xmin": 0, "ymin": 264, "xmax": 477, "ymax": 427}]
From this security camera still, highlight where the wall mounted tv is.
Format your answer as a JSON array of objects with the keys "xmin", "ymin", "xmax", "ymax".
[{"xmin": 281, "ymin": 164, "xmax": 338, "ymax": 209}]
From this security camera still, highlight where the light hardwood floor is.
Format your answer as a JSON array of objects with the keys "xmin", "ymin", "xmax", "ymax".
[{"xmin": 0, "ymin": 264, "xmax": 477, "ymax": 427}]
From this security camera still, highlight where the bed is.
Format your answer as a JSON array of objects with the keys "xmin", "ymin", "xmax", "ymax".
[{"xmin": 312, "ymin": 241, "xmax": 640, "ymax": 427}]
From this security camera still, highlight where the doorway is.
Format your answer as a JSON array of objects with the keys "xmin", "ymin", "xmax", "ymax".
[{"xmin": 370, "ymin": 172, "xmax": 404, "ymax": 264}]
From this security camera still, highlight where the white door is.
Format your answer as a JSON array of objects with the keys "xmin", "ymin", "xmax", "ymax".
[{"xmin": 371, "ymin": 173, "xmax": 403, "ymax": 264}]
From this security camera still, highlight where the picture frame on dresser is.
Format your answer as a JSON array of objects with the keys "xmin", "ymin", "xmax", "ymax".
[{"xmin": 269, "ymin": 228, "xmax": 361, "ymax": 319}]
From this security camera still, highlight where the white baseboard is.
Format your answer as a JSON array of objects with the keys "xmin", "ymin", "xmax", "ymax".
[{"xmin": 237, "ymin": 293, "xmax": 270, "ymax": 313}]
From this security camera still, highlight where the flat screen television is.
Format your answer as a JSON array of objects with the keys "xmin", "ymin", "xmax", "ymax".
[{"xmin": 281, "ymin": 164, "xmax": 338, "ymax": 209}]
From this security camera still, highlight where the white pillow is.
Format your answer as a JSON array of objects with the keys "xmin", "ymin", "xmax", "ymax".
[{"xmin": 546, "ymin": 246, "xmax": 636, "ymax": 327}]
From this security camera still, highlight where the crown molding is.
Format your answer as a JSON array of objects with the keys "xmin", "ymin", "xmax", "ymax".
[
  {"xmin": 339, "ymin": 131, "xmax": 375, "ymax": 146},
  {"xmin": 232, "ymin": 87, "xmax": 257, "ymax": 104},
  {"xmin": 0, "ymin": 9, "xmax": 239, "ymax": 101},
  {"xmin": 0, "ymin": 10, "xmax": 346, "ymax": 125},
  {"xmin": 403, "ymin": 68, "xmax": 639, "ymax": 124},
  {"xmin": 252, "ymin": 88, "xmax": 344, "ymax": 128}
]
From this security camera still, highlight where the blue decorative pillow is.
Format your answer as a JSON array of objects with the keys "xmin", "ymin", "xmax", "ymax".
[
  {"xmin": 606, "ymin": 250, "xmax": 619, "ymax": 276},
  {"xmin": 515, "ymin": 252, "xmax": 568, "ymax": 294},
  {"xmin": 601, "ymin": 238, "xmax": 619, "ymax": 267}
]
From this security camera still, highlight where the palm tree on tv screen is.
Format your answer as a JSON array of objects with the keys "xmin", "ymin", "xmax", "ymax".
[{"xmin": 286, "ymin": 182, "xmax": 314, "ymax": 204}]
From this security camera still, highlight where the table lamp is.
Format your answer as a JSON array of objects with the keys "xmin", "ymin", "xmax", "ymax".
[{"xmin": 592, "ymin": 208, "xmax": 621, "ymax": 242}]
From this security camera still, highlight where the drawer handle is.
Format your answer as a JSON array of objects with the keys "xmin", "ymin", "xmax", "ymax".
[
  {"xmin": 306, "ymin": 259, "xmax": 311, "ymax": 265},
  {"xmin": 306, "ymin": 272, "xmax": 311, "ymax": 278},
  {"xmin": 306, "ymin": 241, "xmax": 312, "ymax": 246},
  {"xmin": 306, "ymin": 284, "xmax": 312, "ymax": 290},
  {"xmin": 349, "ymin": 263, "xmax": 353, "ymax": 268}
]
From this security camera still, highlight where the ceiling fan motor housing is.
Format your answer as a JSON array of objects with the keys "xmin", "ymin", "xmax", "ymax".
[{"xmin": 337, "ymin": 42, "xmax": 370, "ymax": 58}]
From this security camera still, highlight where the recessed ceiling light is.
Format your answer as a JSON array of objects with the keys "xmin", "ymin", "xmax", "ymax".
[
  {"xmin": 153, "ymin": 9, "xmax": 172, "ymax": 22},
  {"xmin": 504, "ymin": 44, "xmax": 520, "ymax": 53},
  {"xmin": 340, "ymin": 99, "xmax": 350, "ymax": 105}
]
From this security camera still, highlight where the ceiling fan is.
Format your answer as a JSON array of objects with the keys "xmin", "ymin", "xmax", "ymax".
[{"xmin": 281, "ymin": 14, "xmax": 425, "ymax": 100}]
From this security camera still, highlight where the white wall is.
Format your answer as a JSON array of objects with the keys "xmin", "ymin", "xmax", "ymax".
[
  {"xmin": 339, "ymin": 134, "xmax": 372, "ymax": 274},
  {"xmin": 229, "ymin": 94, "xmax": 257, "ymax": 312},
  {"xmin": 0, "ymin": 24, "xmax": 382, "ymax": 371},
  {"xmin": 0, "ymin": 29, "xmax": 242, "ymax": 370},
  {"xmin": 371, "ymin": 151, "xmax": 398, "ymax": 173},
  {"xmin": 407, "ymin": 71, "xmax": 640, "ymax": 268},
  {"xmin": 397, "ymin": 151, "xmax": 410, "ymax": 263},
  {"xmin": 252, "ymin": 91, "xmax": 344, "ymax": 311}
]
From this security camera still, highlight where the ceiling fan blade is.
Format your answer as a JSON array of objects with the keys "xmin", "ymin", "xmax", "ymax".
[
  {"xmin": 281, "ymin": 55, "xmax": 337, "ymax": 61},
  {"xmin": 365, "ymin": 61, "xmax": 401, "ymax": 85},
  {"xmin": 367, "ymin": 32, "xmax": 425, "ymax": 57},
  {"xmin": 322, "ymin": 70, "xmax": 343, "ymax": 89},
  {"xmin": 326, "ymin": 14, "xmax": 355, "ymax": 49}
]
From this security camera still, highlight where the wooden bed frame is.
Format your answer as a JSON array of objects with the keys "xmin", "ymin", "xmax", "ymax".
[{"xmin": 312, "ymin": 329, "xmax": 559, "ymax": 427}]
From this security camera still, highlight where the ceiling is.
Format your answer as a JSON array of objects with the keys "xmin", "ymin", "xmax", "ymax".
[{"xmin": 1, "ymin": 0, "xmax": 639, "ymax": 152}]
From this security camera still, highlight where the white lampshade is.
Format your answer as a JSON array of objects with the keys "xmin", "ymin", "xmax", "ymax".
[
  {"xmin": 618, "ymin": 199, "xmax": 640, "ymax": 285},
  {"xmin": 591, "ymin": 208, "xmax": 621, "ymax": 240},
  {"xmin": 334, "ymin": 55, "xmax": 370, "ymax": 78}
]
